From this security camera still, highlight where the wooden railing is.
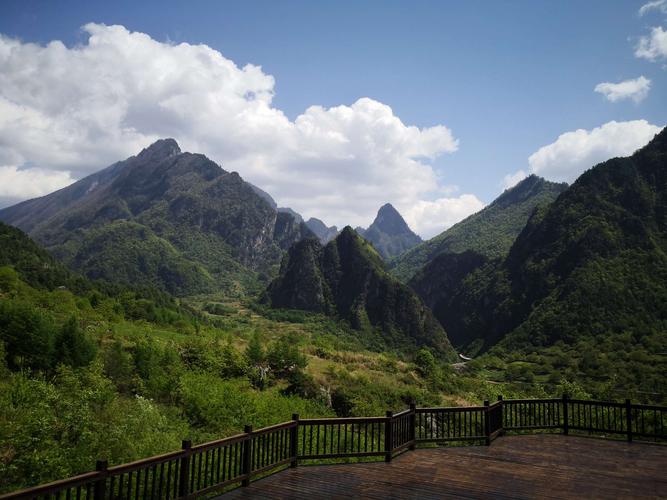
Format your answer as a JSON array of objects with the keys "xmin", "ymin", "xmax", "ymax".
[{"xmin": 2, "ymin": 396, "xmax": 665, "ymax": 499}]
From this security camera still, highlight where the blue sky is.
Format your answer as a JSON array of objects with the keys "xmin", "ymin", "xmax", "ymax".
[{"xmin": 0, "ymin": 0, "xmax": 665, "ymax": 236}]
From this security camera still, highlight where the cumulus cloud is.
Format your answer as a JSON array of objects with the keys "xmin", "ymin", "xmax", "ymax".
[
  {"xmin": 402, "ymin": 195, "xmax": 485, "ymax": 239},
  {"xmin": 594, "ymin": 76, "xmax": 651, "ymax": 103},
  {"xmin": 524, "ymin": 120, "xmax": 663, "ymax": 183},
  {"xmin": 0, "ymin": 23, "xmax": 471, "ymax": 237},
  {"xmin": 0, "ymin": 165, "xmax": 75, "ymax": 203},
  {"xmin": 502, "ymin": 170, "xmax": 528, "ymax": 190},
  {"xmin": 639, "ymin": 0, "xmax": 667, "ymax": 16},
  {"xmin": 635, "ymin": 26, "xmax": 667, "ymax": 61}
]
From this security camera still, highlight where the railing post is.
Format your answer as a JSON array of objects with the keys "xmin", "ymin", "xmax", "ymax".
[
  {"xmin": 290, "ymin": 413, "xmax": 299, "ymax": 467},
  {"xmin": 93, "ymin": 459, "xmax": 108, "ymax": 500},
  {"xmin": 625, "ymin": 399, "xmax": 633, "ymax": 443},
  {"xmin": 242, "ymin": 425, "xmax": 253, "ymax": 487},
  {"xmin": 484, "ymin": 400, "xmax": 491, "ymax": 445},
  {"xmin": 562, "ymin": 394, "xmax": 569, "ymax": 435},
  {"xmin": 409, "ymin": 403, "xmax": 416, "ymax": 450},
  {"xmin": 178, "ymin": 440, "xmax": 191, "ymax": 498},
  {"xmin": 497, "ymin": 395, "xmax": 504, "ymax": 436},
  {"xmin": 385, "ymin": 411, "xmax": 393, "ymax": 462}
]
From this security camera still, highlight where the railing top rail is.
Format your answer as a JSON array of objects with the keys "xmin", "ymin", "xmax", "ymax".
[
  {"xmin": 299, "ymin": 416, "xmax": 386, "ymax": 424},
  {"xmin": 631, "ymin": 403, "xmax": 667, "ymax": 411},
  {"xmin": 107, "ymin": 449, "xmax": 185, "ymax": 474},
  {"xmin": 393, "ymin": 409, "xmax": 412, "ymax": 418},
  {"xmin": 504, "ymin": 398, "xmax": 561, "ymax": 404},
  {"xmin": 416, "ymin": 405, "xmax": 485, "ymax": 412},
  {"xmin": 568, "ymin": 399, "xmax": 627, "ymax": 408},
  {"xmin": 0, "ymin": 471, "xmax": 99, "ymax": 499},
  {"xmin": 190, "ymin": 431, "xmax": 248, "ymax": 452},
  {"xmin": 252, "ymin": 420, "xmax": 297, "ymax": 436}
]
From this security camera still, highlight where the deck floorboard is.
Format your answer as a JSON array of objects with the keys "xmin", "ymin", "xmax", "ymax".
[{"xmin": 222, "ymin": 434, "xmax": 667, "ymax": 499}]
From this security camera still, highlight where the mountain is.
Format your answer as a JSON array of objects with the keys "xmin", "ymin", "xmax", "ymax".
[
  {"xmin": 263, "ymin": 227, "xmax": 455, "ymax": 357},
  {"xmin": 0, "ymin": 221, "xmax": 89, "ymax": 292},
  {"xmin": 391, "ymin": 175, "xmax": 568, "ymax": 282},
  {"xmin": 358, "ymin": 204, "xmax": 422, "ymax": 260},
  {"xmin": 411, "ymin": 127, "xmax": 667, "ymax": 365},
  {"xmin": 277, "ymin": 207, "xmax": 303, "ymax": 223},
  {"xmin": 0, "ymin": 139, "xmax": 314, "ymax": 296},
  {"xmin": 305, "ymin": 217, "xmax": 339, "ymax": 244}
]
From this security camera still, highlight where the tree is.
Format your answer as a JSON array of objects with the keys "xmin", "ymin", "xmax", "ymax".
[
  {"xmin": 54, "ymin": 316, "xmax": 97, "ymax": 368},
  {"xmin": 0, "ymin": 299, "xmax": 55, "ymax": 371},
  {"xmin": 0, "ymin": 266, "xmax": 19, "ymax": 292},
  {"xmin": 414, "ymin": 348, "xmax": 436, "ymax": 378},
  {"xmin": 245, "ymin": 332, "xmax": 265, "ymax": 366}
]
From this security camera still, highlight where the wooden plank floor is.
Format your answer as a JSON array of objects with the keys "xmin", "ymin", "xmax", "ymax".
[{"xmin": 222, "ymin": 435, "xmax": 667, "ymax": 499}]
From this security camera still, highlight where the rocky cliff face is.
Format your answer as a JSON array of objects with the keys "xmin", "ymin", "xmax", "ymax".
[
  {"xmin": 359, "ymin": 204, "xmax": 421, "ymax": 260},
  {"xmin": 305, "ymin": 217, "xmax": 338, "ymax": 244},
  {"xmin": 264, "ymin": 227, "xmax": 455, "ymax": 357}
]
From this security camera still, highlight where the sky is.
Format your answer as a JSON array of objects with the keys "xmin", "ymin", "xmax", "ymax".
[{"xmin": 0, "ymin": 0, "xmax": 665, "ymax": 238}]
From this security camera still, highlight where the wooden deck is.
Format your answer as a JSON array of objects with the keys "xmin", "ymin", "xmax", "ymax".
[{"xmin": 223, "ymin": 434, "xmax": 667, "ymax": 499}]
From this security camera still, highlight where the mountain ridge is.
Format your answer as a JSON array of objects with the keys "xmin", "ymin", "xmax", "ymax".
[
  {"xmin": 0, "ymin": 139, "xmax": 314, "ymax": 295},
  {"xmin": 390, "ymin": 175, "xmax": 568, "ymax": 282},
  {"xmin": 264, "ymin": 227, "xmax": 455, "ymax": 358}
]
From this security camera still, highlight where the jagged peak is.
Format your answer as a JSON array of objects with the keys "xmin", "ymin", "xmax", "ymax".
[{"xmin": 137, "ymin": 138, "xmax": 181, "ymax": 161}]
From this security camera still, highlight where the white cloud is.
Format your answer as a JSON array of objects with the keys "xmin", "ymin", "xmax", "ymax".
[
  {"xmin": 525, "ymin": 120, "xmax": 663, "ymax": 183},
  {"xmin": 639, "ymin": 0, "xmax": 667, "ymax": 16},
  {"xmin": 0, "ymin": 23, "xmax": 472, "ymax": 238},
  {"xmin": 0, "ymin": 165, "xmax": 75, "ymax": 200},
  {"xmin": 635, "ymin": 26, "xmax": 667, "ymax": 61},
  {"xmin": 594, "ymin": 76, "xmax": 651, "ymax": 103},
  {"xmin": 402, "ymin": 195, "xmax": 485, "ymax": 239},
  {"xmin": 502, "ymin": 170, "xmax": 528, "ymax": 190}
]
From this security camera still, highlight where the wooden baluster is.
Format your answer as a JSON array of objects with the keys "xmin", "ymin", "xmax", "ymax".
[
  {"xmin": 385, "ymin": 411, "xmax": 393, "ymax": 462},
  {"xmin": 241, "ymin": 425, "xmax": 253, "ymax": 487}
]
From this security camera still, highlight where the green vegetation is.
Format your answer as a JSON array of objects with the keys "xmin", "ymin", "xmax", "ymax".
[
  {"xmin": 390, "ymin": 175, "xmax": 567, "ymax": 282},
  {"xmin": 411, "ymin": 128, "xmax": 667, "ymax": 400},
  {"xmin": 0, "ymin": 221, "xmax": 555, "ymax": 495},
  {"xmin": 264, "ymin": 228, "xmax": 455, "ymax": 358}
]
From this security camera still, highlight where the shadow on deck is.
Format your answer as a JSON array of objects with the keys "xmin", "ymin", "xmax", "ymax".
[{"xmin": 223, "ymin": 434, "xmax": 667, "ymax": 499}]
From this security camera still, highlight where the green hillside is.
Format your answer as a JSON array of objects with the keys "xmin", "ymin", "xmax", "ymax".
[
  {"xmin": 390, "ymin": 175, "xmax": 567, "ymax": 282},
  {"xmin": 412, "ymin": 127, "xmax": 667, "ymax": 396}
]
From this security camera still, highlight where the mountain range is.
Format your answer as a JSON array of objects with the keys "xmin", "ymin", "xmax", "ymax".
[{"xmin": 0, "ymin": 139, "xmax": 314, "ymax": 296}]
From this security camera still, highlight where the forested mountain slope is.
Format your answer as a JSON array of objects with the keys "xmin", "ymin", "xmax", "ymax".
[
  {"xmin": 391, "ymin": 176, "xmax": 567, "ymax": 282},
  {"xmin": 0, "ymin": 139, "xmax": 313, "ymax": 295},
  {"xmin": 411, "ymin": 127, "xmax": 667, "ymax": 392},
  {"xmin": 264, "ymin": 227, "xmax": 454, "ymax": 358}
]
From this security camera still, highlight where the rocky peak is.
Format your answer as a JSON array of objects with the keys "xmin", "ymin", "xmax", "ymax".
[{"xmin": 137, "ymin": 138, "xmax": 182, "ymax": 162}]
